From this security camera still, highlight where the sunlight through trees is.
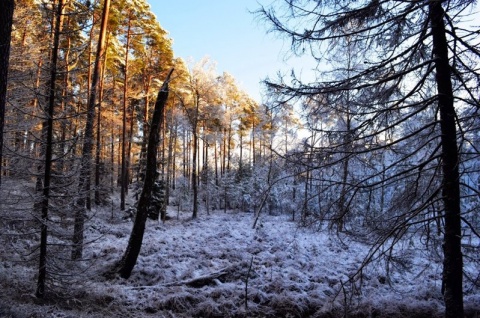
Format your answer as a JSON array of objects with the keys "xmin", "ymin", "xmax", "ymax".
[{"xmin": 0, "ymin": 0, "xmax": 478, "ymax": 317}]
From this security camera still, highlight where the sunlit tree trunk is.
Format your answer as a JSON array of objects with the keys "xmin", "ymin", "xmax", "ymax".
[
  {"xmin": 72, "ymin": 0, "xmax": 111, "ymax": 260},
  {"xmin": 111, "ymin": 123, "xmax": 115, "ymax": 193},
  {"xmin": 120, "ymin": 14, "xmax": 132, "ymax": 211},
  {"xmin": 94, "ymin": 56, "xmax": 107, "ymax": 205},
  {"xmin": 95, "ymin": 31, "xmax": 110, "ymax": 205},
  {"xmin": 126, "ymin": 101, "xmax": 135, "ymax": 183}
]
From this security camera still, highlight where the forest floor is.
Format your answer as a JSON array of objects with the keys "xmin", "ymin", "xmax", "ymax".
[{"xmin": 1, "ymin": 188, "xmax": 479, "ymax": 317}]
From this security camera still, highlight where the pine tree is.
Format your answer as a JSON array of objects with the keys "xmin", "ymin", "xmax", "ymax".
[
  {"xmin": 117, "ymin": 69, "xmax": 173, "ymax": 279},
  {"xmin": 71, "ymin": 0, "xmax": 111, "ymax": 261},
  {"xmin": 36, "ymin": 0, "xmax": 65, "ymax": 298},
  {"xmin": 258, "ymin": 1, "xmax": 479, "ymax": 316}
]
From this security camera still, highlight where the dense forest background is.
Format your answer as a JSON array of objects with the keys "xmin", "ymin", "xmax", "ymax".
[{"xmin": 0, "ymin": 0, "xmax": 479, "ymax": 317}]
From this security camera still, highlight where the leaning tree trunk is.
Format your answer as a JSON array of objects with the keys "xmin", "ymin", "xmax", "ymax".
[
  {"xmin": 429, "ymin": 2, "xmax": 464, "ymax": 317},
  {"xmin": 0, "ymin": 0, "xmax": 15, "ymax": 185},
  {"xmin": 117, "ymin": 69, "xmax": 173, "ymax": 279}
]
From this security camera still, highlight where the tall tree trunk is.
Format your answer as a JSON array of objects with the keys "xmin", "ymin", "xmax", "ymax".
[
  {"xmin": 95, "ymin": 55, "xmax": 108, "ymax": 205},
  {"xmin": 166, "ymin": 116, "xmax": 176, "ymax": 204},
  {"xmin": 118, "ymin": 125, "xmax": 122, "ymax": 185},
  {"xmin": 222, "ymin": 128, "xmax": 226, "ymax": 175},
  {"xmin": 117, "ymin": 69, "xmax": 173, "ymax": 279},
  {"xmin": 171, "ymin": 123, "xmax": 177, "ymax": 190},
  {"xmin": 126, "ymin": 102, "xmax": 134, "ymax": 185},
  {"xmin": 83, "ymin": 17, "xmax": 93, "ymax": 210},
  {"xmin": 59, "ymin": 30, "xmax": 73, "ymax": 174},
  {"xmin": 158, "ymin": 106, "xmax": 166, "ymax": 183},
  {"xmin": 192, "ymin": 129, "xmax": 198, "ymax": 218},
  {"xmin": 137, "ymin": 76, "xmax": 151, "ymax": 183},
  {"xmin": 182, "ymin": 129, "xmax": 186, "ymax": 179},
  {"xmin": 0, "ymin": 0, "xmax": 15, "ymax": 184},
  {"xmin": 429, "ymin": 2, "xmax": 463, "ymax": 317},
  {"xmin": 214, "ymin": 132, "xmax": 219, "ymax": 186},
  {"xmin": 191, "ymin": 93, "xmax": 200, "ymax": 219},
  {"xmin": 251, "ymin": 122, "xmax": 256, "ymax": 165},
  {"xmin": 335, "ymin": 51, "xmax": 353, "ymax": 233},
  {"xmin": 227, "ymin": 124, "xmax": 232, "ymax": 171},
  {"xmin": 121, "ymin": 15, "xmax": 132, "ymax": 211},
  {"xmin": 29, "ymin": 58, "xmax": 43, "ymax": 158},
  {"xmin": 72, "ymin": 0, "xmax": 111, "ymax": 260},
  {"xmin": 111, "ymin": 124, "xmax": 115, "ymax": 192},
  {"xmin": 36, "ymin": 0, "xmax": 64, "ymax": 298},
  {"xmin": 203, "ymin": 136, "xmax": 209, "ymax": 214},
  {"xmin": 239, "ymin": 133, "xmax": 243, "ymax": 167}
]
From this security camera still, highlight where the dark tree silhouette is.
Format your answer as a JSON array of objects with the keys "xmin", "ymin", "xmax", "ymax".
[
  {"xmin": 117, "ymin": 69, "xmax": 173, "ymax": 279},
  {"xmin": 258, "ymin": 1, "xmax": 479, "ymax": 316},
  {"xmin": 0, "ymin": 0, "xmax": 15, "ymax": 185},
  {"xmin": 36, "ymin": 0, "xmax": 65, "ymax": 299}
]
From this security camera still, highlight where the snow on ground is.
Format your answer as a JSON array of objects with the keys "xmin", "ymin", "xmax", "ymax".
[{"xmin": 1, "ymin": 193, "xmax": 479, "ymax": 317}]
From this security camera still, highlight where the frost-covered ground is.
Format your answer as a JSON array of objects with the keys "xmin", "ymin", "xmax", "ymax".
[{"xmin": 1, "ymin": 190, "xmax": 479, "ymax": 317}]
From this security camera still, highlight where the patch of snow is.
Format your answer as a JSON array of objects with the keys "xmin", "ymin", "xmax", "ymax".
[{"xmin": 1, "ymin": 195, "xmax": 479, "ymax": 317}]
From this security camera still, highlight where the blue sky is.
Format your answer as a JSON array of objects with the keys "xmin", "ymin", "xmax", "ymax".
[
  {"xmin": 148, "ymin": 1, "xmax": 295, "ymax": 102},
  {"xmin": 149, "ymin": 1, "xmax": 479, "ymax": 103}
]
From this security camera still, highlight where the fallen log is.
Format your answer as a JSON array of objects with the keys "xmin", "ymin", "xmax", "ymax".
[{"xmin": 127, "ymin": 265, "xmax": 238, "ymax": 290}]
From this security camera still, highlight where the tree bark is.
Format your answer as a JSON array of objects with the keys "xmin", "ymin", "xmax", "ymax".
[
  {"xmin": 191, "ymin": 93, "xmax": 199, "ymax": 219},
  {"xmin": 192, "ymin": 126, "xmax": 198, "ymax": 218},
  {"xmin": 120, "ymin": 15, "xmax": 132, "ymax": 211},
  {"xmin": 165, "ymin": 115, "xmax": 176, "ymax": 205},
  {"xmin": 118, "ymin": 69, "xmax": 173, "ymax": 279},
  {"xmin": 94, "ymin": 57, "xmax": 108, "ymax": 205},
  {"xmin": 72, "ymin": 0, "xmax": 111, "ymax": 260},
  {"xmin": 429, "ymin": 1, "xmax": 463, "ymax": 317},
  {"xmin": 214, "ymin": 132, "xmax": 219, "ymax": 186},
  {"xmin": 0, "ymin": 0, "xmax": 15, "ymax": 185},
  {"xmin": 36, "ymin": 0, "xmax": 64, "ymax": 298}
]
